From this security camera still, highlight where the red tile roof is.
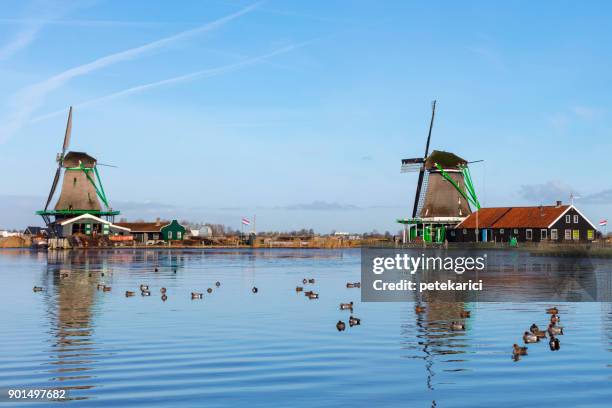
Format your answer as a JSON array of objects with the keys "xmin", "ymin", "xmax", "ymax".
[
  {"xmin": 456, "ymin": 205, "xmax": 570, "ymax": 229},
  {"xmin": 457, "ymin": 207, "xmax": 512, "ymax": 228}
]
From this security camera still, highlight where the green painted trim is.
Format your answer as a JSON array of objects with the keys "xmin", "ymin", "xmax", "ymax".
[
  {"xmin": 434, "ymin": 163, "xmax": 480, "ymax": 210},
  {"xmin": 93, "ymin": 166, "xmax": 108, "ymax": 206},
  {"xmin": 461, "ymin": 165, "xmax": 481, "ymax": 209},
  {"xmin": 79, "ymin": 163, "xmax": 110, "ymax": 208}
]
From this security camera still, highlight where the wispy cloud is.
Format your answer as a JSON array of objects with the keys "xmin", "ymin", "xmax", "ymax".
[
  {"xmin": 572, "ymin": 105, "xmax": 605, "ymax": 120},
  {"xmin": 33, "ymin": 41, "xmax": 310, "ymax": 123},
  {"xmin": 0, "ymin": 0, "xmax": 81, "ymax": 61},
  {"xmin": 0, "ymin": 2, "xmax": 261, "ymax": 142},
  {"xmin": 277, "ymin": 201, "xmax": 360, "ymax": 211},
  {"xmin": 518, "ymin": 180, "xmax": 577, "ymax": 204}
]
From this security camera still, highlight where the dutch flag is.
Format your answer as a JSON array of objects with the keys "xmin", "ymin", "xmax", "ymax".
[
  {"xmin": 599, "ymin": 219, "xmax": 608, "ymax": 227},
  {"xmin": 242, "ymin": 217, "xmax": 251, "ymax": 226}
]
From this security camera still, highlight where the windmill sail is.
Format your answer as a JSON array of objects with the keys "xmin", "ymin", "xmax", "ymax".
[
  {"xmin": 411, "ymin": 100, "xmax": 436, "ymax": 218},
  {"xmin": 62, "ymin": 106, "xmax": 72, "ymax": 155},
  {"xmin": 44, "ymin": 167, "xmax": 61, "ymax": 211}
]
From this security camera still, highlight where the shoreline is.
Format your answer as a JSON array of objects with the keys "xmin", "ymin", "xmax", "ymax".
[{"xmin": 2, "ymin": 242, "xmax": 611, "ymax": 257}]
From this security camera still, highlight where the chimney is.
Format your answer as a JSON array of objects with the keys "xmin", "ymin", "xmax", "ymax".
[
  {"xmin": 555, "ymin": 200, "xmax": 562, "ymax": 208},
  {"xmin": 155, "ymin": 217, "xmax": 161, "ymax": 226}
]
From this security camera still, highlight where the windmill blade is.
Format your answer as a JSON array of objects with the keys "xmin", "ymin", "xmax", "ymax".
[
  {"xmin": 401, "ymin": 157, "xmax": 424, "ymax": 173},
  {"xmin": 423, "ymin": 100, "xmax": 436, "ymax": 159},
  {"xmin": 97, "ymin": 162, "xmax": 118, "ymax": 168},
  {"xmin": 44, "ymin": 166, "xmax": 62, "ymax": 211},
  {"xmin": 61, "ymin": 106, "xmax": 73, "ymax": 156},
  {"xmin": 412, "ymin": 168, "xmax": 425, "ymax": 218},
  {"xmin": 468, "ymin": 159, "xmax": 484, "ymax": 164},
  {"xmin": 411, "ymin": 101, "xmax": 437, "ymax": 218}
]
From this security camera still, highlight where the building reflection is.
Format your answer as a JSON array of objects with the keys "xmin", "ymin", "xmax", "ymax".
[{"xmin": 41, "ymin": 249, "xmax": 189, "ymax": 400}]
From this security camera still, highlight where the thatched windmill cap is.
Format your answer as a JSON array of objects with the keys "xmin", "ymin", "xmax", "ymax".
[
  {"xmin": 63, "ymin": 152, "xmax": 97, "ymax": 168},
  {"xmin": 424, "ymin": 150, "xmax": 467, "ymax": 170}
]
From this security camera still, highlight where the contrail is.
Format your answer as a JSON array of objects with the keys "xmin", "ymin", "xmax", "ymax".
[
  {"xmin": 0, "ymin": 2, "xmax": 261, "ymax": 142},
  {"xmin": 32, "ymin": 41, "xmax": 310, "ymax": 123}
]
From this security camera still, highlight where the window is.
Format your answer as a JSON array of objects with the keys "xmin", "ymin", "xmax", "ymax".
[
  {"xmin": 541, "ymin": 229, "xmax": 547, "ymax": 240},
  {"xmin": 526, "ymin": 229, "xmax": 533, "ymax": 240},
  {"xmin": 564, "ymin": 230, "xmax": 571, "ymax": 240},
  {"xmin": 565, "ymin": 215, "xmax": 571, "ymax": 223},
  {"xmin": 177, "ymin": 231, "xmax": 182, "ymax": 239},
  {"xmin": 587, "ymin": 230, "xmax": 594, "ymax": 240},
  {"xmin": 450, "ymin": 230, "xmax": 455, "ymax": 237},
  {"xmin": 168, "ymin": 231, "xmax": 173, "ymax": 239},
  {"xmin": 572, "ymin": 230, "xmax": 579, "ymax": 240},
  {"xmin": 500, "ymin": 229, "xmax": 504, "ymax": 234},
  {"xmin": 573, "ymin": 215, "xmax": 578, "ymax": 223},
  {"xmin": 463, "ymin": 229, "xmax": 467, "ymax": 235},
  {"xmin": 551, "ymin": 229, "xmax": 558, "ymax": 240},
  {"xmin": 513, "ymin": 229, "xmax": 518, "ymax": 234}
]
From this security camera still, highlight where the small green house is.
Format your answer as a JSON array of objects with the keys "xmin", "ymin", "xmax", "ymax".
[{"xmin": 160, "ymin": 220, "xmax": 186, "ymax": 241}]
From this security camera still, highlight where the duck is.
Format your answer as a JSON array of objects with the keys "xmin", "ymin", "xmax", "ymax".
[
  {"xmin": 349, "ymin": 316, "xmax": 361, "ymax": 327},
  {"xmin": 549, "ymin": 335, "xmax": 560, "ymax": 351},
  {"xmin": 546, "ymin": 307, "xmax": 559, "ymax": 314},
  {"xmin": 308, "ymin": 292, "xmax": 319, "ymax": 299},
  {"xmin": 154, "ymin": 267, "xmax": 159, "ymax": 272},
  {"xmin": 450, "ymin": 322, "xmax": 465, "ymax": 331},
  {"xmin": 101, "ymin": 273, "xmax": 105, "ymax": 277},
  {"xmin": 304, "ymin": 290, "xmax": 314, "ymax": 296},
  {"xmin": 60, "ymin": 273, "xmax": 69, "ymax": 278},
  {"xmin": 252, "ymin": 287, "xmax": 258, "ymax": 293},
  {"xmin": 353, "ymin": 282, "xmax": 361, "ymax": 288},
  {"xmin": 125, "ymin": 291, "xmax": 135, "ymax": 297},
  {"xmin": 161, "ymin": 294, "xmax": 168, "ymax": 302},
  {"xmin": 415, "ymin": 305, "xmax": 426, "ymax": 314},
  {"xmin": 103, "ymin": 286, "xmax": 112, "ymax": 292},
  {"xmin": 460, "ymin": 311, "xmax": 471, "ymax": 318},
  {"xmin": 140, "ymin": 284, "xmax": 149, "ymax": 291},
  {"xmin": 141, "ymin": 290, "xmax": 151, "ymax": 296},
  {"xmin": 302, "ymin": 278, "xmax": 308, "ymax": 284},
  {"xmin": 513, "ymin": 344, "xmax": 528, "ymax": 355},
  {"xmin": 207, "ymin": 288, "xmax": 213, "ymax": 294},
  {"xmin": 550, "ymin": 314, "xmax": 560, "ymax": 324},
  {"xmin": 296, "ymin": 286, "xmax": 304, "ymax": 292},
  {"xmin": 336, "ymin": 320, "xmax": 346, "ymax": 331},
  {"xmin": 308, "ymin": 279, "xmax": 315, "ymax": 284},
  {"xmin": 96, "ymin": 283, "xmax": 105, "ymax": 290},
  {"xmin": 530, "ymin": 323, "xmax": 540, "ymax": 333},
  {"xmin": 215, "ymin": 281, "xmax": 221, "ymax": 287},
  {"xmin": 160, "ymin": 287, "xmax": 167, "ymax": 294},
  {"xmin": 533, "ymin": 329, "xmax": 547, "ymax": 339},
  {"xmin": 32, "ymin": 286, "xmax": 44, "ymax": 292},
  {"xmin": 523, "ymin": 331, "xmax": 539, "ymax": 343},
  {"xmin": 173, "ymin": 269, "xmax": 177, "ymax": 274},
  {"xmin": 548, "ymin": 323, "xmax": 563, "ymax": 335},
  {"xmin": 191, "ymin": 292, "xmax": 203, "ymax": 299},
  {"xmin": 346, "ymin": 283, "xmax": 355, "ymax": 288},
  {"xmin": 340, "ymin": 302, "xmax": 354, "ymax": 310}
]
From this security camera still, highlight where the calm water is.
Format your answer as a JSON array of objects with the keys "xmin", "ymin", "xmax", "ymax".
[{"xmin": 0, "ymin": 248, "xmax": 610, "ymax": 407}]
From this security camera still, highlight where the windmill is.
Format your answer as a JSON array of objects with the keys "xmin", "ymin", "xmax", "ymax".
[
  {"xmin": 36, "ymin": 107, "xmax": 119, "ymax": 236},
  {"xmin": 398, "ymin": 101, "xmax": 481, "ymax": 243}
]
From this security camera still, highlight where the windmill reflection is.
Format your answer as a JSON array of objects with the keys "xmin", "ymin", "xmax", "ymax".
[
  {"xmin": 43, "ymin": 250, "xmax": 110, "ymax": 400},
  {"xmin": 401, "ymin": 284, "xmax": 472, "ymax": 392}
]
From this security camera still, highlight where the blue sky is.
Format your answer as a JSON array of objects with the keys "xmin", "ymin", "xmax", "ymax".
[{"xmin": 1, "ymin": 0, "xmax": 611, "ymax": 232}]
